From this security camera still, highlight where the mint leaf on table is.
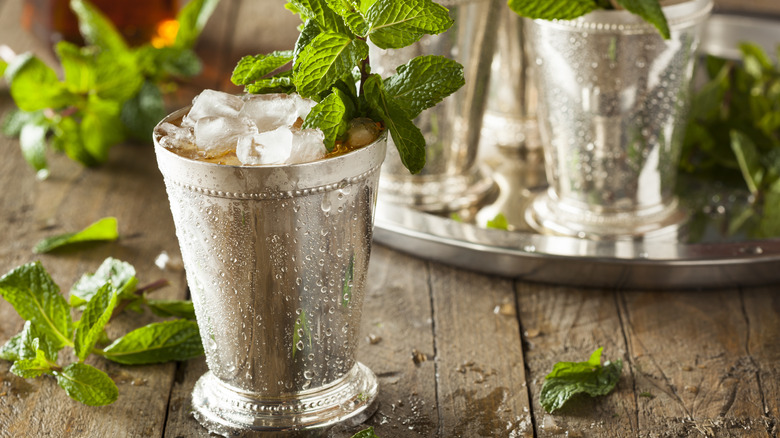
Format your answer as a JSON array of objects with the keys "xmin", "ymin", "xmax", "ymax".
[
  {"xmin": 364, "ymin": 74, "xmax": 427, "ymax": 173},
  {"xmin": 33, "ymin": 217, "xmax": 119, "ymax": 254},
  {"xmin": 7, "ymin": 54, "xmax": 74, "ymax": 112},
  {"xmin": 540, "ymin": 347, "xmax": 623, "ymax": 413},
  {"xmin": 19, "ymin": 120, "xmax": 49, "ymax": 175},
  {"xmin": 70, "ymin": 0, "xmax": 129, "ymax": 53},
  {"xmin": 0, "ymin": 332, "xmax": 24, "ymax": 362},
  {"xmin": 120, "ymin": 80, "xmax": 167, "ymax": 142},
  {"xmin": 383, "ymin": 55, "xmax": 465, "ymax": 119},
  {"xmin": 101, "ymin": 319, "xmax": 203, "ymax": 365},
  {"xmin": 74, "ymin": 284, "xmax": 118, "ymax": 361},
  {"xmin": 20, "ymin": 320, "xmax": 61, "ymax": 362},
  {"xmin": 54, "ymin": 363, "xmax": 118, "ymax": 406},
  {"xmin": 364, "ymin": 0, "xmax": 453, "ymax": 49},
  {"xmin": 173, "ymin": 0, "xmax": 221, "ymax": 49},
  {"xmin": 0, "ymin": 59, "xmax": 7, "ymax": 76},
  {"xmin": 10, "ymin": 345, "xmax": 54, "ymax": 379},
  {"xmin": 0, "ymin": 262, "xmax": 73, "ymax": 350},
  {"xmin": 351, "ymin": 426, "xmax": 380, "ymax": 438},
  {"xmin": 293, "ymin": 32, "xmax": 369, "ymax": 98},
  {"xmin": 70, "ymin": 257, "xmax": 138, "ymax": 307},
  {"xmin": 146, "ymin": 299, "xmax": 196, "ymax": 320}
]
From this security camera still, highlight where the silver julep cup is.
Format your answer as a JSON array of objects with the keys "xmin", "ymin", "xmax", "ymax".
[
  {"xmin": 525, "ymin": 0, "xmax": 712, "ymax": 240},
  {"xmin": 370, "ymin": 0, "xmax": 502, "ymax": 212},
  {"xmin": 154, "ymin": 108, "xmax": 386, "ymax": 436}
]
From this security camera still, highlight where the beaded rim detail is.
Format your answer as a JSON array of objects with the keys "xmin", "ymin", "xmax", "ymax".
[{"xmin": 168, "ymin": 165, "xmax": 381, "ymax": 200}]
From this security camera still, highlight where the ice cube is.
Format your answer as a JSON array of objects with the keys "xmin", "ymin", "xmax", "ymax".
[
  {"xmin": 183, "ymin": 89, "xmax": 244, "ymax": 127},
  {"xmin": 290, "ymin": 129, "xmax": 327, "ymax": 163},
  {"xmin": 239, "ymin": 93, "xmax": 317, "ymax": 132},
  {"xmin": 157, "ymin": 121, "xmax": 196, "ymax": 152},
  {"xmin": 345, "ymin": 118, "xmax": 381, "ymax": 149},
  {"xmin": 236, "ymin": 126, "xmax": 294, "ymax": 165},
  {"xmin": 194, "ymin": 116, "xmax": 257, "ymax": 158}
]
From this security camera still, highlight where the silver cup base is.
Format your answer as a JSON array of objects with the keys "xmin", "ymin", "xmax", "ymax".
[
  {"xmin": 379, "ymin": 166, "xmax": 497, "ymax": 213},
  {"xmin": 191, "ymin": 362, "xmax": 379, "ymax": 437},
  {"xmin": 525, "ymin": 191, "xmax": 687, "ymax": 241}
]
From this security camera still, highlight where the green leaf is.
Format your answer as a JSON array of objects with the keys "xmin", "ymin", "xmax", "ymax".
[
  {"xmin": 147, "ymin": 299, "xmax": 197, "ymax": 320},
  {"xmin": 91, "ymin": 51, "xmax": 144, "ymax": 102},
  {"xmin": 101, "ymin": 320, "xmax": 203, "ymax": 364},
  {"xmin": 245, "ymin": 76, "xmax": 297, "ymax": 94},
  {"xmin": 383, "ymin": 55, "xmax": 464, "ymax": 119},
  {"xmin": 74, "ymin": 284, "xmax": 118, "ymax": 361},
  {"xmin": 231, "ymin": 50, "xmax": 294, "ymax": 86},
  {"xmin": 8, "ymin": 54, "xmax": 74, "ymax": 111},
  {"xmin": 351, "ymin": 427, "xmax": 379, "ymax": 438},
  {"xmin": 326, "ymin": 0, "xmax": 369, "ymax": 35},
  {"xmin": 293, "ymin": 19, "xmax": 322, "ymax": 66},
  {"xmin": 740, "ymin": 43, "xmax": 773, "ymax": 78},
  {"xmin": 507, "ymin": 0, "xmax": 599, "ymax": 20},
  {"xmin": 292, "ymin": 311, "xmax": 312, "ymax": 359},
  {"xmin": 81, "ymin": 96, "xmax": 124, "ymax": 162},
  {"xmin": 56, "ymin": 41, "xmax": 97, "ymax": 94},
  {"xmin": 10, "ymin": 347, "xmax": 53, "ymax": 379},
  {"xmin": 134, "ymin": 46, "xmax": 202, "ymax": 79},
  {"xmin": 486, "ymin": 213, "xmax": 509, "ymax": 230},
  {"xmin": 70, "ymin": 0, "xmax": 129, "ymax": 53},
  {"xmin": 0, "ymin": 262, "xmax": 73, "ymax": 350},
  {"xmin": 341, "ymin": 255, "xmax": 354, "ymax": 308},
  {"xmin": 364, "ymin": 74, "xmax": 426, "ymax": 173},
  {"xmin": 288, "ymin": 0, "xmax": 349, "ymax": 33},
  {"xmin": 0, "ymin": 332, "xmax": 23, "ymax": 362},
  {"xmin": 0, "ymin": 59, "xmax": 6, "ymax": 77},
  {"xmin": 294, "ymin": 32, "xmax": 368, "ymax": 98},
  {"xmin": 70, "ymin": 257, "xmax": 138, "ymax": 307},
  {"xmin": 51, "ymin": 115, "xmax": 98, "ymax": 167},
  {"xmin": 121, "ymin": 80, "xmax": 167, "ymax": 142},
  {"xmin": 20, "ymin": 320, "xmax": 60, "ymax": 361},
  {"xmin": 540, "ymin": 347, "xmax": 623, "ymax": 413},
  {"xmin": 365, "ymin": 0, "xmax": 453, "ymax": 50},
  {"xmin": 54, "ymin": 363, "xmax": 118, "ymax": 406},
  {"xmin": 33, "ymin": 217, "xmax": 119, "ymax": 254},
  {"xmin": 19, "ymin": 120, "xmax": 49, "ymax": 173},
  {"xmin": 731, "ymin": 130, "xmax": 763, "ymax": 196},
  {"xmin": 303, "ymin": 89, "xmax": 349, "ymax": 150},
  {"xmin": 614, "ymin": 0, "xmax": 670, "ymax": 39},
  {"xmin": 2, "ymin": 109, "xmax": 45, "ymax": 137},
  {"xmin": 174, "ymin": 0, "xmax": 221, "ymax": 48}
]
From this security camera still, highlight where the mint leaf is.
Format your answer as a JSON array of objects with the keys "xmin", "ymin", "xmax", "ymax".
[
  {"xmin": 20, "ymin": 321, "xmax": 60, "ymax": 361},
  {"xmin": 614, "ymin": 0, "xmax": 669, "ymax": 39},
  {"xmin": 0, "ymin": 332, "xmax": 23, "ymax": 362},
  {"xmin": 293, "ymin": 19, "xmax": 322, "ymax": 66},
  {"xmin": 384, "ymin": 55, "xmax": 464, "ymax": 119},
  {"xmin": 303, "ymin": 89, "xmax": 350, "ymax": 150},
  {"xmin": 540, "ymin": 347, "xmax": 623, "ymax": 413},
  {"xmin": 8, "ymin": 54, "xmax": 74, "ymax": 111},
  {"xmin": 101, "ymin": 320, "xmax": 203, "ymax": 364},
  {"xmin": 507, "ymin": 0, "xmax": 600, "ymax": 21},
  {"xmin": 2, "ymin": 109, "xmax": 45, "ymax": 137},
  {"xmin": 288, "ymin": 0, "xmax": 349, "ymax": 33},
  {"xmin": 731, "ymin": 130, "xmax": 763, "ymax": 196},
  {"xmin": 54, "ymin": 363, "xmax": 118, "ymax": 406},
  {"xmin": 70, "ymin": 0, "xmax": 129, "ymax": 53},
  {"xmin": 486, "ymin": 213, "xmax": 509, "ymax": 230},
  {"xmin": 293, "ymin": 32, "xmax": 368, "ymax": 98},
  {"xmin": 74, "ymin": 284, "xmax": 118, "ymax": 361},
  {"xmin": 52, "ymin": 115, "xmax": 98, "ymax": 167},
  {"xmin": 11, "ymin": 347, "xmax": 53, "ymax": 379},
  {"xmin": 33, "ymin": 217, "xmax": 119, "ymax": 254},
  {"xmin": 365, "ymin": 0, "xmax": 453, "ymax": 50},
  {"xmin": 351, "ymin": 427, "xmax": 379, "ymax": 438},
  {"xmin": 364, "ymin": 74, "xmax": 426, "ymax": 173},
  {"xmin": 146, "ymin": 299, "xmax": 196, "ymax": 320},
  {"xmin": 174, "ymin": 0, "xmax": 221, "ymax": 49},
  {"xmin": 70, "ymin": 257, "xmax": 138, "ymax": 307},
  {"xmin": 245, "ymin": 76, "xmax": 297, "ymax": 94},
  {"xmin": 0, "ymin": 59, "xmax": 6, "ymax": 77},
  {"xmin": 231, "ymin": 50, "xmax": 294, "ymax": 86},
  {"xmin": 19, "ymin": 120, "xmax": 49, "ymax": 174},
  {"xmin": 0, "ymin": 262, "xmax": 73, "ymax": 350},
  {"xmin": 121, "ymin": 80, "xmax": 167, "ymax": 142},
  {"xmin": 56, "ymin": 41, "xmax": 97, "ymax": 94},
  {"xmin": 326, "ymin": 0, "xmax": 369, "ymax": 35}
]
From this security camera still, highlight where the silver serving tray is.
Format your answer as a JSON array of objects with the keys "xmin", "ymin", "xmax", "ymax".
[{"xmin": 373, "ymin": 14, "xmax": 780, "ymax": 290}]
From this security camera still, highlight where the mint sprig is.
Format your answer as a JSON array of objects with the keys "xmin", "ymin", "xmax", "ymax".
[
  {"xmin": 232, "ymin": 0, "xmax": 464, "ymax": 174},
  {"xmin": 33, "ymin": 217, "xmax": 119, "ymax": 254},
  {"xmin": 0, "ymin": 258, "xmax": 202, "ymax": 406},
  {"xmin": 540, "ymin": 347, "xmax": 623, "ymax": 413},
  {"xmin": 1, "ymin": 0, "xmax": 218, "ymax": 175},
  {"xmin": 508, "ymin": 0, "xmax": 670, "ymax": 40}
]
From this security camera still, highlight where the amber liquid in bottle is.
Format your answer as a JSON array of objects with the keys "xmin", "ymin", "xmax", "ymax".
[{"xmin": 22, "ymin": 0, "xmax": 180, "ymax": 47}]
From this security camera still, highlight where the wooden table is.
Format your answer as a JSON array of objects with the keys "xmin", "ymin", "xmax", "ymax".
[{"xmin": 1, "ymin": 0, "xmax": 780, "ymax": 436}]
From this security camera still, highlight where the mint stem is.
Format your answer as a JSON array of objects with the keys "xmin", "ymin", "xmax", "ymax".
[
  {"xmin": 136, "ymin": 279, "xmax": 170, "ymax": 295},
  {"xmin": 358, "ymin": 38, "xmax": 370, "ymax": 96}
]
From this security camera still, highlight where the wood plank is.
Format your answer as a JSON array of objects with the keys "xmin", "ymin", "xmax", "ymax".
[
  {"xmin": 715, "ymin": 0, "xmax": 780, "ymax": 15},
  {"xmin": 618, "ymin": 288, "xmax": 777, "ymax": 436},
  {"xmin": 0, "ymin": 93, "xmax": 187, "ymax": 437},
  {"xmin": 428, "ymin": 263, "xmax": 532, "ymax": 437},
  {"xmin": 742, "ymin": 287, "xmax": 780, "ymax": 427},
  {"xmin": 516, "ymin": 283, "xmax": 637, "ymax": 436}
]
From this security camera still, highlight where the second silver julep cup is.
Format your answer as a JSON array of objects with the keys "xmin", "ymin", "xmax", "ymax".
[
  {"xmin": 525, "ymin": 0, "xmax": 712, "ymax": 240},
  {"xmin": 370, "ymin": 0, "xmax": 502, "ymax": 212},
  {"xmin": 154, "ymin": 108, "xmax": 386, "ymax": 436}
]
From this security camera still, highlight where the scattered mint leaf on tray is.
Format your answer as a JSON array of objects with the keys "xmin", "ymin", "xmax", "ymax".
[
  {"xmin": 233, "ymin": 0, "xmax": 464, "ymax": 174},
  {"xmin": 486, "ymin": 213, "xmax": 509, "ymax": 230},
  {"xmin": 540, "ymin": 347, "xmax": 623, "ymax": 413},
  {"xmin": 351, "ymin": 426, "xmax": 380, "ymax": 438},
  {"xmin": 33, "ymin": 217, "xmax": 119, "ymax": 254},
  {"xmin": 0, "ymin": 258, "xmax": 200, "ymax": 406}
]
